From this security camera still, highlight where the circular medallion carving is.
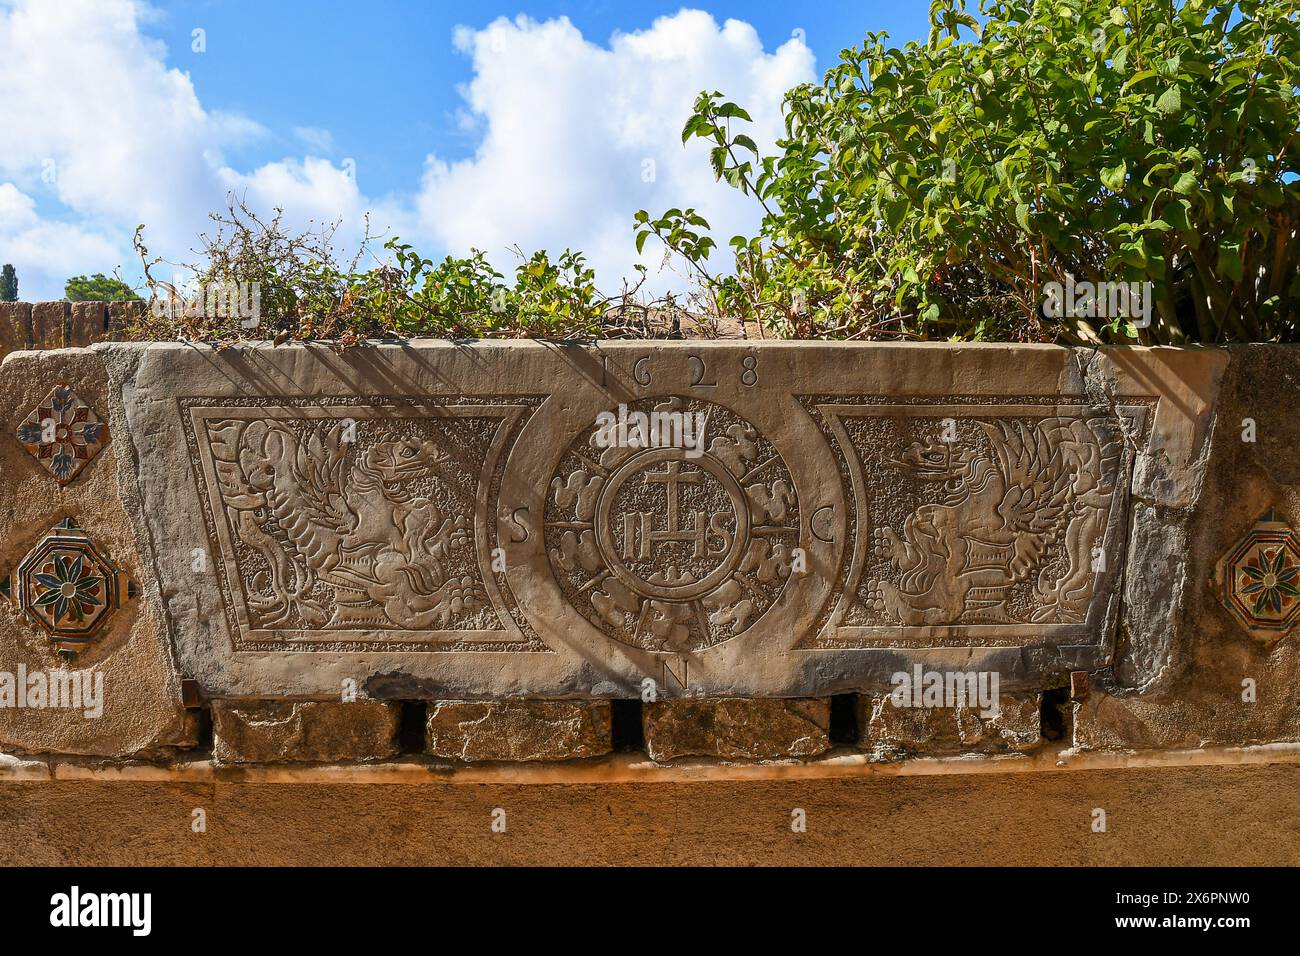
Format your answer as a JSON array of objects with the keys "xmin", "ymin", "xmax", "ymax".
[{"xmin": 546, "ymin": 397, "xmax": 800, "ymax": 652}]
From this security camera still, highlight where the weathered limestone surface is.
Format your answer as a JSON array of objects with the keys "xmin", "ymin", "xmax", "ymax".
[
  {"xmin": 0, "ymin": 348, "xmax": 195, "ymax": 756},
  {"xmin": 5, "ymin": 761, "xmax": 1300, "ymax": 866},
  {"xmin": 643, "ymin": 697, "xmax": 831, "ymax": 761},
  {"xmin": 1075, "ymin": 345, "xmax": 1300, "ymax": 751},
  {"xmin": 425, "ymin": 700, "xmax": 611, "ymax": 762},
  {"xmin": 6, "ymin": 334, "xmax": 1298, "ymax": 760},
  {"xmin": 212, "ymin": 699, "xmax": 399, "ymax": 764},
  {"xmin": 100, "ymin": 340, "xmax": 1224, "ymax": 703},
  {"xmin": 30, "ymin": 302, "xmax": 66, "ymax": 350},
  {"xmin": 0, "ymin": 302, "xmax": 31, "ymax": 356},
  {"xmin": 859, "ymin": 693, "xmax": 1041, "ymax": 758},
  {"xmin": 68, "ymin": 302, "xmax": 108, "ymax": 348}
]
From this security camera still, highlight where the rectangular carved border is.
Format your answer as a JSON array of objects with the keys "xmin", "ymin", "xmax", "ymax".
[
  {"xmin": 799, "ymin": 398, "xmax": 1155, "ymax": 649},
  {"xmin": 181, "ymin": 397, "xmax": 548, "ymax": 653}
]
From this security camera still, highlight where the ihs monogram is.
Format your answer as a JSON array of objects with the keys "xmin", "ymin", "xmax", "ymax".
[{"xmin": 547, "ymin": 398, "xmax": 800, "ymax": 653}]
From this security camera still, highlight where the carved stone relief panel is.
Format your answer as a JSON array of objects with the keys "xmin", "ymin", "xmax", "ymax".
[
  {"xmin": 799, "ymin": 399, "xmax": 1153, "ymax": 649},
  {"xmin": 182, "ymin": 398, "xmax": 544, "ymax": 651},
  {"xmin": 107, "ymin": 341, "xmax": 1220, "ymax": 699},
  {"xmin": 545, "ymin": 397, "xmax": 800, "ymax": 653}
]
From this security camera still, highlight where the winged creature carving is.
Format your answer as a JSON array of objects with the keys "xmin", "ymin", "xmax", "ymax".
[
  {"xmin": 869, "ymin": 416, "xmax": 1120, "ymax": 626},
  {"xmin": 205, "ymin": 419, "xmax": 480, "ymax": 630}
]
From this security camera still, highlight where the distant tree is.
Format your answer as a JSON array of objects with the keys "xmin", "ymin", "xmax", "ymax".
[
  {"xmin": 0, "ymin": 264, "xmax": 16, "ymax": 302},
  {"xmin": 63, "ymin": 273, "xmax": 140, "ymax": 302}
]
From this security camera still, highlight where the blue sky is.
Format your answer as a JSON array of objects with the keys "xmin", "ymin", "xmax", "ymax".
[
  {"xmin": 0, "ymin": 1, "xmax": 935, "ymax": 299},
  {"xmin": 151, "ymin": 1, "xmax": 932, "ymax": 198}
]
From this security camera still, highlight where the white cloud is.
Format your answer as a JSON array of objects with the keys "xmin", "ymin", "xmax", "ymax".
[
  {"xmin": 0, "ymin": 1, "xmax": 813, "ymax": 300},
  {"xmin": 416, "ymin": 12, "xmax": 814, "ymax": 291},
  {"xmin": 293, "ymin": 126, "xmax": 336, "ymax": 154},
  {"xmin": 0, "ymin": 0, "xmax": 217, "ymax": 267},
  {"xmin": 0, "ymin": 0, "xmax": 360, "ymax": 297},
  {"xmin": 219, "ymin": 158, "xmax": 365, "ymax": 231},
  {"xmin": 0, "ymin": 183, "xmax": 125, "ymax": 296}
]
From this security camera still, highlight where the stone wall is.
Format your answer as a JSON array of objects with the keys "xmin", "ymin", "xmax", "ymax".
[{"xmin": 0, "ymin": 301, "xmax": 1296, "ymax": 767}]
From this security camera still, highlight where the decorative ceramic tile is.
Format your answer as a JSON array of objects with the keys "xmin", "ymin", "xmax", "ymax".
[
  {"xmin": 15, "ymin": 384, "xmax": 107, "ymax": 484},
  {"xmin": 1214, "ymin": 510, "xmax": 1300, "ymax": 648},
  {"xmin": 1, "ymin": 518, "xmax": 137, "ymax": 657}
]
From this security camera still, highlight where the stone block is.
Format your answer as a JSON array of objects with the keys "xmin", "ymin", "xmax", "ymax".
[
  {"xmin": 100, "ymin": 341, "xmax": 1224, "ymax": 705},
  {"xmin": 107, "ymin": 301, "xmax": 145, "ymax": 340},
  {"xmin": 0, "ymin": 348, "xmax": 194, "ymax": 757},
  {"xmin": 212, "ymin": 699, "xmax": 400, "ymax": 764},
  {"xmin": 858, "ymin": 693, "xmax": 1041, "ymax": 759},
  {"xmin": 643, "ymin": 697, "xmax": 830, "ymax": 761},
  {"xmin": 1076, "ymin": 345, "xmax": 1300, "ymax": 751},
  {"xmin": 68, "ymin": 302, "xmax": 108, "ymax": 347},
  {"xmin": 30, "ymin": 301, "xmax": 67, "ymax": 349},
  {"xmin": 425, "ymin": 700, "xmax": 610, "ymax": 762},
  {"xmin": 0, "ymin": 302, "xmax": 31, "ymax": 355},
  {"xmin": 0, "ymin": 336, "xmax": 1294, "ymax": 757}
]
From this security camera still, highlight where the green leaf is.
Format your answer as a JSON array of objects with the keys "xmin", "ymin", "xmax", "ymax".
[
  {"xmin": 1164, "ymin": 199, "xmax": 1193, "ymax": 231},
  {"xmin": 1217, "ymin": 241, "xmax": 1243, "ymax": 281},
  {"xmin": 1172, "ymin": 170, "xmax": 1199, "ymax": 195},
  {"xmin": 1014, "ymin": 202, "xmax": 1032, "ymax": 233},
  {"xmin": 1119, "ymin": 241, "xmax": 1149, "ymax": 268},
  {"xmin": 1122, "ymin": 69, "xmax": 1157, "ymax": 90},
  {"xmin": 885, "ymin": 198, "xmax": 909, "ymax": 229},
  {"xmin": 716, "ymin": 102, "xmax": 753, "ymax": 122},
  {"xmin": 1155, "ymin": 86, "xmax": 1182, "ymax": 114},
  {"xmin": 1101, "ymin": 161, "xmax": 1127, "ymax": 192}
]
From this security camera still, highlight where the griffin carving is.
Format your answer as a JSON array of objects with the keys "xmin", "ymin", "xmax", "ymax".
[
  {"xmin": 870, "ymin": 417, "xmax": 1120, "ymax": 626},
  {"xmin": 205, "ymin": 419, "xmax": 480, "ymax": 629}
]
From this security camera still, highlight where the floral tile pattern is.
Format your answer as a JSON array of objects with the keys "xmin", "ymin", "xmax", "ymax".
[
  {"xmin": 1214, "ymin": 509, "xmax": 1300, "ymax": 649},
  {"xmin": 15, "ymin": 385, "xmax": 108, "ymax": 484},
  {"xmin": 0, "ymin": 518, "xmax": 137, "ymax": 656}
]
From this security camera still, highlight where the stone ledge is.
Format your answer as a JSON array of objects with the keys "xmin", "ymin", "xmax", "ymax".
[
  {"xmin": 212, "ymin": 700, "xmax": 400, "ymax": 765},
  {"xmin": 9, "ymin": 740, "xmax": 1300, "ymax": 786},
  {"xmin": 0, "ymin": 337, "xmax": 1293, "ymax": 762},
  {"xmin": 425, "ymin": 700, "xmax": 611, "ymax": 762},
  {"xmin": 9, "ymin": 760, "xmax": 1300, "ymax": 866},
  {"xmin": 643, "ymin": 697, "xmax": 831, "ymax": 762}
]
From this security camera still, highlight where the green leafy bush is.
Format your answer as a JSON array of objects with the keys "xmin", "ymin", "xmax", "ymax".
[
  {"xmin": 133, "ymin": 199, "xmax": 686, "ymax": 343},
  {"xmin": 641, "ymin": 0, "xmax": 1299, "ymax": 343},
  {"xmin": 133, "ymin": 0, "xmax": 1296, "ymax": 344}
]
